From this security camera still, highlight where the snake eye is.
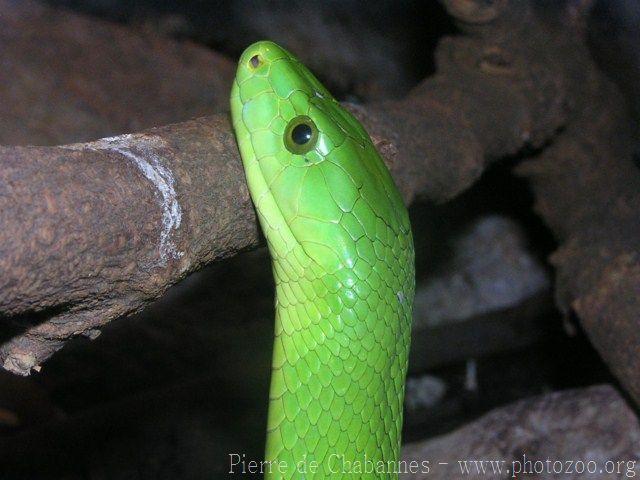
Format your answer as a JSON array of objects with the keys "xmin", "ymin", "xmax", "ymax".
[
  {"xmin": 284, "ymin": 116, "xmax": 318, "ymax": 155},
  {"xmin": 291, "ymin": 124, "xmax": 312, "ymax": 145}
]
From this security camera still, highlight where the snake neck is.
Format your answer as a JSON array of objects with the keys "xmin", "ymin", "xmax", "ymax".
[{"xmin": 264, "ymin": 247, "xmax": 413, "ymax": 479}]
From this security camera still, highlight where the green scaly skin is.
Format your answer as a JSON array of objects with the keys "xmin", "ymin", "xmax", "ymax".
[{"xmin": 230, "ymin": 41, "xmax": 415, "ymax": 479}]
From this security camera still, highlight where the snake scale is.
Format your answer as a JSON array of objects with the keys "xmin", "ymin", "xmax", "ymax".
[{"xmin": 230, "ymin": 41, "xmax": 415, "ymax": 479}]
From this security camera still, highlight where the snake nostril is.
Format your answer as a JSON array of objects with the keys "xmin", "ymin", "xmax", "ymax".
[{"xmin": 249, "ymin": 54, "xmax": 262, "ymax": 69}]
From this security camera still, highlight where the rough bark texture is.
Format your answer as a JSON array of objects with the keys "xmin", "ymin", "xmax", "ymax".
[
  {"xmin": 0, "ymin": 0, "xmax": 637, "ymax": 384},
  {"xmin": 402, "ymin": 385, "xmax": 640, "ymax": 479}
]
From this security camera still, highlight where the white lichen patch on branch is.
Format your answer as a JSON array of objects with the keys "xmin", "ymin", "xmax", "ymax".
[{"xmin": 63, "ymin": 134, "xmax": 184, "ymax": 266}]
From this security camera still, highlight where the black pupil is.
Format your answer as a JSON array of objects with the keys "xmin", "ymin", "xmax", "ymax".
[{"xmin": 291, "ymin": 123, "xmax": 312, "ymax": 145}]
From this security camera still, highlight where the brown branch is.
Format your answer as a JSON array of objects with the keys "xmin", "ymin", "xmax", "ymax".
[
  {"xmin": 402, "ymin": 385, "xmax": 640, "ymax": 479},
  {"xmin": 0, "ymin": 1, "xmax": 615, "ymax": 374}
]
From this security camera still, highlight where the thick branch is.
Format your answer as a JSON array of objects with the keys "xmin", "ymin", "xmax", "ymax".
[
  {"xmin": 0, "ymin": 1, "xmax": 605, "ymax": 373},
  {"xmin": 0, "ymin": 117, "xmax": 261, "ymax": 374}
]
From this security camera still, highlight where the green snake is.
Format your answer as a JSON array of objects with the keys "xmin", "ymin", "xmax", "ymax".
[{"xmin": 230, "ymin": 41, "xmax": 415, "ymax": 479}]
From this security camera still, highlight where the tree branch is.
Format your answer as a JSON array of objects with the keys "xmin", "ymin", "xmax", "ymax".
[{"xmin": 516, "ymin": 54, "xmax": 640, "ymax": 404}]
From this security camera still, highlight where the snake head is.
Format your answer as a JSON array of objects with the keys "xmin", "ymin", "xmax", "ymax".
[{"xmin": 231, "ymin": 41, "xmax": 409, "ymax": 274}]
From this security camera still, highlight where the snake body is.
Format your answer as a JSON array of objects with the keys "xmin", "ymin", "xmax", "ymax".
[{"xmin": 230, "ymin": 41, "xmax": 415, "ymax": 479}]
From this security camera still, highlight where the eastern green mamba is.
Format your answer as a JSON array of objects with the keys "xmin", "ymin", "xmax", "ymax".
[{"xmin": 230, "ymin": 41, "xmax": 415, "ymax": 479}]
